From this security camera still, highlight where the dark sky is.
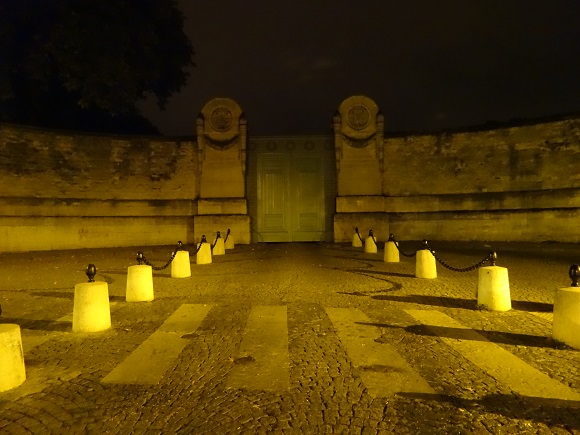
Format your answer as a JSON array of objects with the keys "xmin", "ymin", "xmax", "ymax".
[{"xmin": 139, "ymin": 0, "xmax": 580, "ymax": 136}]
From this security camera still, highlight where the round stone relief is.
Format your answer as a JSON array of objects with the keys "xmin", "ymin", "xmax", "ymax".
[
  {"xmin": 346, "ymin": 105, "xmax": 370, "ymax": 130},
  {"xmin": 210, "ymin": 107, "xmax": 233, "ymax": 131}
]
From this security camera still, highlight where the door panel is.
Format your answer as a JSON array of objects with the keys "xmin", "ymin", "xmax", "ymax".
[
  {"xmin": 258, "ymin": 154, "xmax": 290, "ymax": 241},
  {"xmin": 257, "ymin": 151, "xmax": 325, "ymax": 242},
  {"xmin": 292, "ymin": 154, "xmax": 325, "ymax": 241}
]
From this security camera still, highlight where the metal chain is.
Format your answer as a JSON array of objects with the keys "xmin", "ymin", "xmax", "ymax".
[
  {"xmin": 354, "ymin": 227, "xmax": 364, "ymax": 243},
  {"xmin": 211, "ymin": 232, "xmax": 220, "ymax": 250},
  {"xmin": 424, "ymin": 240, "xmax": 496, "ymax": 272},
  {"xmin": 136, "ymin": 242, "xmax": 185, "ymax": 271},
  {"xmin": 187, "ymin": 235, "xmax": 208, "ymax": 257},
  {"xmin": 395, "ymin": 243, "xmax": 418, "ymax": 258},
  {"xmin": 189, "ymin": 242, "xmax": 203, "ymax": 256},
  {"xmin": 138, "ymin": 249, "xmax": 178, "ymax": 271},
  {"xmin": 223, "ymin": 229, "xmax": 230, "ymax": 244},
  {"xmin": 388, "ymin": 235, "xmax": 418, "ymax": 257}
]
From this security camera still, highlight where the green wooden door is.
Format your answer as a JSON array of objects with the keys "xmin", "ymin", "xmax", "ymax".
[
  {"xmin": 257, "ymin": 148, "xmax": 326, "ymax": 242},
  {"xmin": 291, "ymin": 154, "xmax": 325, "ymax": 241},
  {"xmin": 258, "ymin": 154, "xmax": 290, "ymax": 241}
]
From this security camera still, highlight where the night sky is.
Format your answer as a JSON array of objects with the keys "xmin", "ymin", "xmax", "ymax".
[{"xmin": 139, "ymin": 0, "xmax": 580, "ymax": 137}]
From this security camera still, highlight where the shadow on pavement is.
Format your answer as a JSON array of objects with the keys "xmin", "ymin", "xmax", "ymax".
[
  {"xmin": 372, "ymin": 294, "xmax": 476, "ymax": 308},
  {"xmin": 339, "ymin": 268, "xmax": 415, "ymax": 278},
  {"xmin": 398, "ymin": 392, "xmax": 580, "ymax": 429},
  {"xmin": 31, "ymin": 291, "xmax": 74, "ymax": 299},
  {"xmin": 327, "ymin": 255, "xmax": 384, "ymax": 264},
  {"xmin": 0, "ymin": 318, "xmax": 71, "ymax": 332},
  {"xmin": 30, "ymin": 291, "xmax": 124, "ymax": 303},
  {"xmin": 372, "ymin": 294, "xmax": 554, "ymax": 314},
  {"xmin": 512, "ymin": 300, "xmax": 553, "ymax": 312},
  {"xmin": 364, "ymin": 322, "xmax": 558, "ymax": 348}
]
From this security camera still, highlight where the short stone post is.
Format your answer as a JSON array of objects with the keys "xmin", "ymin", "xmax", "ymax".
[
  {"xmin": 0, "ymin": 324, "xmax": 26, "ymax": 392},
  {"xmin": 384, "ymin": 234, "xmax": 400, "ymax": 263},
  {"xmin": 197, "ymin": 235, "xmax": 212, "ymax": 265},
  {"xmin": 171, "ymin": 242, "xmax": 191, "ymax": 278},
  {"xmin": 415, "ymin": 241, "xmax": 437, "ymax": 279},
  {"xmin": 364, "ymin": 230, "xmax": 378, "ymax": 254},
  {"xmin": 73, "ymin": 264, "xmax": 111, "ymax": 333},
  {"xmin": 224, "ymin": 229, "xmax": 235, "ymax": 250},
  {"xmin": 213, "ymin": 231, "xmax": 226, "ymax": 256},
  {"xmin": 477, "ymin": 252, "xmax": 511, "ymax": 311},
  {"xmin": 553, "ymin": 265, "xmax": 580, "ymax": 349},
  {"xmin": 352, "ymin": 227, "xmax": 363, "ymax": 248},
  {"xmin": 126, "ymin": 252, "xmax": 154, "ymax": 302}
]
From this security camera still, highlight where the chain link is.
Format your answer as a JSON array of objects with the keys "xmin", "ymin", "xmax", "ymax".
[
  {"xmin": 136, "ymin": 238, "xmax": 214, "ymax": 270},
  {"xmin": 139, "ymin": 249, "xmax": 178, "ymax": 271},
  {"xmin": 187, "ymin": 235, "xmax": 208, "ymax": 257},
  {"xmin": 136, "ymin": 242, "xmax": 186, "ymax": 271},
  {"xmin": 388, "ymin": 235, "xmax": 495, "ymax": 269},
  {"xmin": 189, "ymin": 242, "xmax": 203, "ymax": 256},
  {"xmin": 354, "ymin": 227, "xmax": 364, "ymax": 244},
  {"xmin": 424, "ymin": 240, "xmax": 495, "ymax": 272},
  {"xmin": 388, "ymin": 235, "xmax": 418, "ymax": 257},
  {"xmin": 211, "ymin": 232, "xmax": 220, "ymax": 250}
]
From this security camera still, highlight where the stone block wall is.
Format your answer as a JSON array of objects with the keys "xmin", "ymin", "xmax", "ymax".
[
  {"xmin": 0, "ymin": 123, "xmax": 198, "ymax": 252},
  {"xmin": 383, "ymin": 121, "xmax": 579, "ymax": 196},
  {"xmin": 334, "ymin": 108, "xmax": 580, "ymax": 243},
  {"xmin": 2, "ymin": 97, "xmax": 579, "ymax": 251},
  {"xmin": 384, "ymin": 118, "xmax": 580, "ymax": 242}
]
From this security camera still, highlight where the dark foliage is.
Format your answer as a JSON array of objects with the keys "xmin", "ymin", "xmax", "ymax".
[{"xmin": 0, "ymin": 0, "xmax": 194, "ymax": 134}]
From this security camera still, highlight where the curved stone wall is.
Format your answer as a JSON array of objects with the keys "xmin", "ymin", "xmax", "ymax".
[
  {"xmin": 1, "ymin": 99, "xmax": 579, "ymax": 251},
  {"xmin": 0, "ymin": 123, "xmax": 198, "ymax": 251},
  {"xmin": 333, "ymin": 99, "xmax": 580, "ymax": 243}
]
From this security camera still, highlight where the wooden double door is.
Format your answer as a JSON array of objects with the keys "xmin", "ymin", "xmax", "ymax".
[{"xmin": 257, "ymin": 147, "xmax": 327, "ymax": 242}]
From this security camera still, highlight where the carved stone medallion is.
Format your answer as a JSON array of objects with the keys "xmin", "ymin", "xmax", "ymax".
[
  {"xmin": 210, "ymin": 107, "xmax": 233, "ymax": 132},
  {"xmin": 346, "ymin": 105, "xmax": 370, "ymax": 130}
]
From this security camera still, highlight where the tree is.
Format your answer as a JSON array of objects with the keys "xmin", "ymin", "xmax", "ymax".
[{"xmin": 0, "ymin": 0, "xmax": 194, "ymax": 133}]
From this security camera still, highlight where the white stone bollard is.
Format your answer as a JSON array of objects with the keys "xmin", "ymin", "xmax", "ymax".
[
  {"xmin": 126, "ymin": 265, "xmax": 154, "ymax": 302},
  {"xmin": 171, "ymin": 251, "xmax": 191, "ymax": 278},
  {"xmin": 0, "ymin": 324, "xmax": 26, "ymax": 392},
  {"xmin": 352, "ymin": 229, "xmax": 363, "ymax": 248},
  {"xmin": 415, "ymin": 249, "xmax": 437, "ymax": 279},
  {"xmin": 477, "ymin": 266, "xmax": 511, "ymax": 311},
  {"xmin": 225, "ymin": 231, "xmax": 235, "ymax": 250},
  {"xmin": 73, "ymin": 279, "xmax": 111, "ymax": 333},
  {"xmin": 384, "ymin": 240, "xmax": 400, "ymax": 263},
  {"xmin": 213, "ymin": 232, "xmax": 226, "ymax": 256},
  {"xmin": 197, "ymin": 237, "xmax": 212, "ymax": 265},
  {"xmin": 364, "ymin": 231, "xmax": 378, "ymax": 254},
  {"xmin": 553, "ymin": 266, "xmax": 580, "ymax": 349}
]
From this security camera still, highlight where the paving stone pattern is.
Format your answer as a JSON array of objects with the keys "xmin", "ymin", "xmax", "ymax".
[{"xmin": 0, "ymin": 241, "xmax": 579, "ymax": 434}]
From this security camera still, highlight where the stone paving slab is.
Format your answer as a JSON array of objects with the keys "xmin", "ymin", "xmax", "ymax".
[{"xmin": 0, "ymin": 241, "xmax": 579, "ymax": 434}]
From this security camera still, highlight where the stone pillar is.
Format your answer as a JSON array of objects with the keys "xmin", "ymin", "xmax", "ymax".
[
  {"xmin": 195, "ymin": 98, "xmax": 251, "ymax": 244},
  {"xmin": 477, "ymin": 266, "xmax": 511, "ymax": 311},
  {"xmin": 333, "ymin": 95, "xmax": 388, "ymax": 242},
  {"xmin": 73, "ymin": 281, "xmax": 111, "ymax": 333},
  {"xmin": 126, "ymin": 265, "xmax": 154, "ymax": 302},
  {"xmin": 384, "ymin": 240, "xmax": 400, "ymax": 263},
  {"xmin": 171, "ymin": 251, "xmax": 192, "ymax": 278},
  {"xmin": 553, "ymin": 265, "xmax": 580, "ymax": 349},
  {"xmin": 0, "ymin": 324, "xmax": 26, "ymax": 392},
  {"xmin": 364, "ymin": 231, "xmax": 378, "ymax": 253},
  {"xmin": 416, "ymin": 250, "xmax": 437, "ymax": 279}
]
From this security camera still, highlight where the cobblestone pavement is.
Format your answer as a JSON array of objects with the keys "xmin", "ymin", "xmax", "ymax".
[{"xmin": 0, "ymin": 240, "xmax": 579, "ymax": 434}]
